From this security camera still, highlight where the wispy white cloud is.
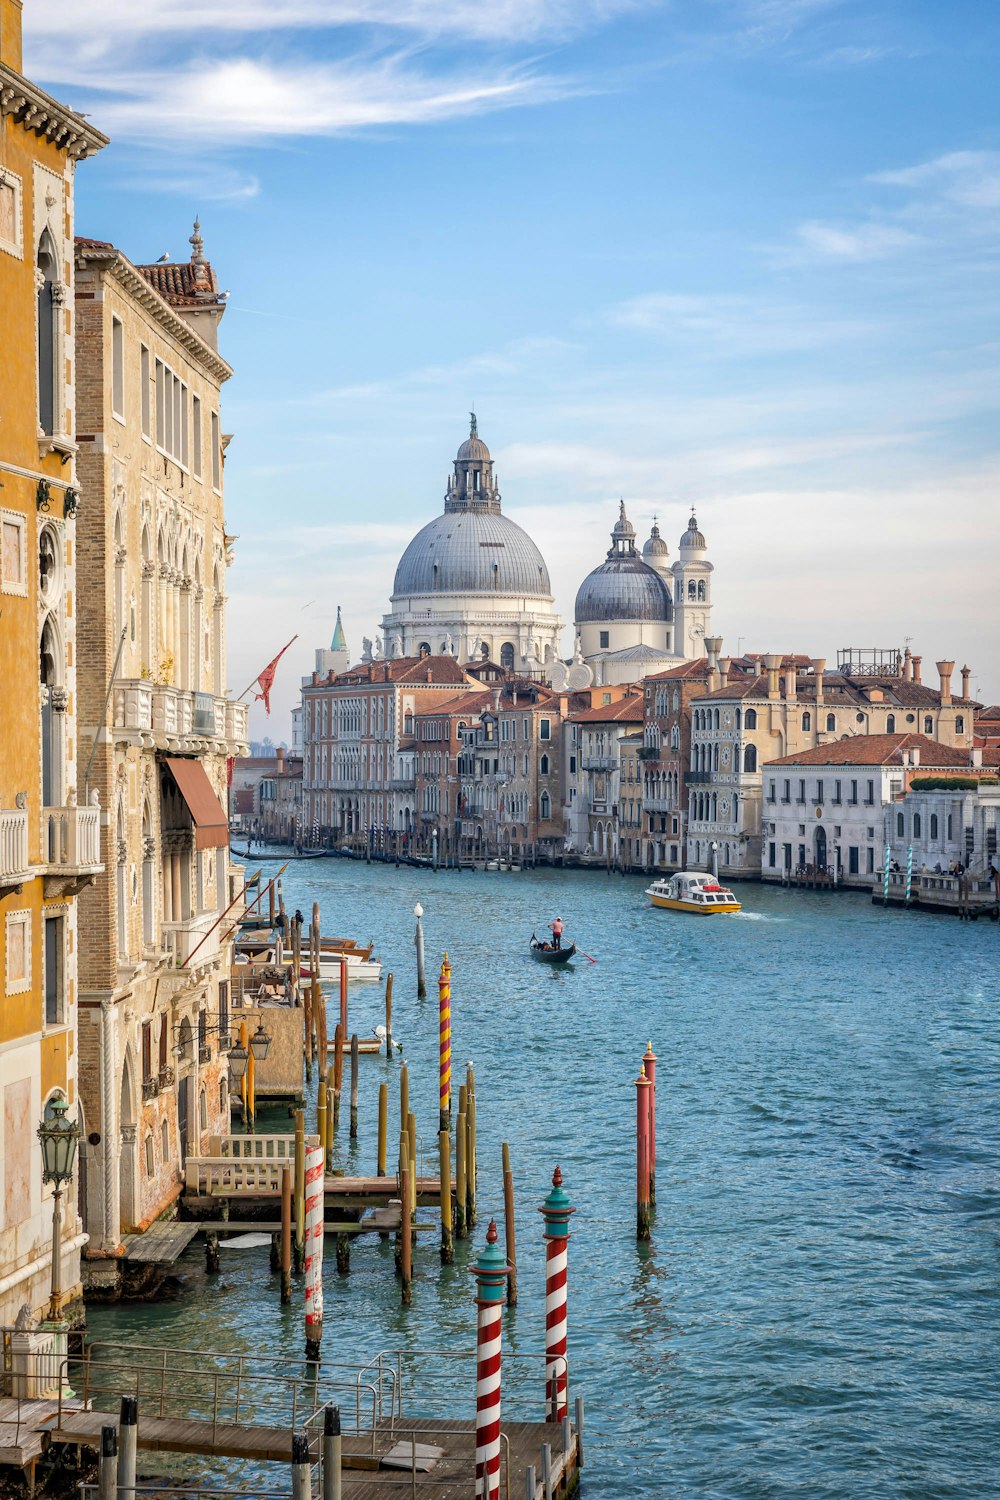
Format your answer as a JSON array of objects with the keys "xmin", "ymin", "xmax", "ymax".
[
  {"xmin": 116, "ymin": 166, "xmax": 261, "ymax": 203},
  {"xmin": 607, "ymin": 289, "xmax": 876, "ymax": 351},
  {"xmin": 792, "ymin": 219, "xmax": 920, "ymax": 260},
  {"xmin": 871, "ymin": 150, "xmax": 1000, "ymax": 210},
  {"xmin": 70, "ymin": 55, "xmax": 577, "ymax": 142}
]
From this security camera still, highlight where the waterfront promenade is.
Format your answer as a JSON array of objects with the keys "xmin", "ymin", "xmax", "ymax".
[{"xmin": 88, "ymin": 861, "xmax": 1000, "ymax": 1498}]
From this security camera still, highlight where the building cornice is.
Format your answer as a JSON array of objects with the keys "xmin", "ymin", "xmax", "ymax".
[
  {"xmin": 76, "ymin": 244, "xmax": 234, "ymax": 385},
  {"xmin": 0, "ymin": 62, "xmax": 108, "ymax": 159}
]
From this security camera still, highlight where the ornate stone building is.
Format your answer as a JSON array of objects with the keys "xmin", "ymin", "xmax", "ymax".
[
  {"xmin": 73, "ymin": 227, "xmax": 248, "ymax": 1270},
  {"xmin": 0, "ymin": 2, "xmax": 106, "ymax": 1326},
  {"xmin": 381, "ymin": 418, "xmax": 562, "ymax": 669}
]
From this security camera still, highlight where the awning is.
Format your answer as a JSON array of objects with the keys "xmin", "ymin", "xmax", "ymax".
[{"xmin": 164, "ymin": 757, "xmax": 229, "ymax": 850}]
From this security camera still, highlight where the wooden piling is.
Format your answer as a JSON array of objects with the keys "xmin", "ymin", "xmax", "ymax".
[
  {"xmin": 335, "ymin": 1233, "xmax": 350, "ymax": 1274},
  {"xmin": 455, "ymin": 1111, "xmax": 467, "ymax": 1239},
  {"xmin": 407, "ymin": 1111, "xmax": 418, "ymax": 1216},
  {"xmin": 350, "ymin": 1033, "xmax": 359, "ymax": 1139},
  {"xmin": 339, "ymin": 957, "xmax": 348, "ymax": 1054},
  {"xmin": 399, "ymin": 1138, "xmax": 412, "ymax": 1304},
  {"xmin": 377, "ymin": 1083, "xmax": 388, "ymax": 1177},
  {"xmin": 502, "ymin": 1140, "xmax": 517, "ymax": 1305},
  {"xmin": 118, "ymin": 1395, "xmax": 137, "ymax": 1500},
  {"xmin": 98, "ymin": 1425, "xmax": 117, "ymax": 1500},
  {"xmin": 439, "ymin": 1129, "xmax": 453, "ymax": 1264},
  {"xmin": 281, "ymin": 1163, "xmax": 293, "ymax": 1303},
  {"xmin": 291, "ymin": 1432, "xmax": 312, "ymax": 1500},
  {"xmin": 324, "ymin": 1078, "xmax": 335, "ymax": 1171},
  {"xmin": 316, "ymin": 1071, "xmax": 328, "ymax": 1161},
  {"xmin": 384, "ymin": 971, "xmax": 393, "ymax": 1057},
  {"xmin": 642, "ymin": 1041, "xmax": 657, "ymax": 1208},
  {"xmin": 205, "ymin": 1232, "xmax": 220, "ymax": 1274},
  {"xmin": 635, "ymin": 1064, "xmax": 651, "ymax": 1240},
  {"xmin": 399, "ymin": 1062, "xmax": 409, "ymax": 1134},
  {"xmin": 323, "ymin": 1405, "xmax": 342, "ymax": 1500},
  {"xmin": 466, "ymin": 1088, "xmax": 477, "ymax": 1229},
  {"xmin": 268, "ymin": 877, "xmax": 275, "ymax": 927},
  {"xmin": 332, "ymin": 1022, "xmax": 344, "ymax": 1131},
  {"xmin": 294, "ymin": 1108, "xmax": 306, "ymax": 1270}
]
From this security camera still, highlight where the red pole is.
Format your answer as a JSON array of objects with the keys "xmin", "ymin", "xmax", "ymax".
[
  {"xmin": 635, "ymin": 1064, "xmax": 651, "ymax": 1240},
  {"xmin": 642, "ymin": 1041, "xmax": 657, "ymax": 1208},
  {"xmin": 339, "ymin": 957, "xmax": 348, "ymax": 1047}
]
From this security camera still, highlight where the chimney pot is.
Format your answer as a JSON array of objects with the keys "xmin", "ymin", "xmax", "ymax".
[
  {"xmin": 811, "ymin": 658, "xmax": 826, "ymax": 705},
  {"xmin": 960, "ymin": 664, "xmax": 971, "ymax": 702},
  {"xmin": 764, "ymin": 652, "xmax": 781, "ymax": 701},
  {"xmin": 936, "ymin": 659, "xmax": 954, "ymax": 707},
  {"xmin": 971, "ymin": 747, "xmax": 983, "ymax": 767},
  {"xmin": 912, "ymin": 655, "xmax": 922, "ymax": 684},
  {"xmin": 719, "ymin": 656, "xmax": 732, "ymax": 689}
]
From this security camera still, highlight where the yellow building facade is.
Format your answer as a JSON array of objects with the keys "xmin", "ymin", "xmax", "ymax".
[{"xmin": 0, "ymin": 0, "xmax": 106, "ymax": 1324}]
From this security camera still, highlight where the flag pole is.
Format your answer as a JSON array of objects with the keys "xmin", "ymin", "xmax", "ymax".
[{"xmin": 236, "ymin": 635, "xmax": 299, "ymax": 702}]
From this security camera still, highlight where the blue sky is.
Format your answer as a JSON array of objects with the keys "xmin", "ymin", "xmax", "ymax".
[{"xmin": 26, "ymin": 0, "xmax": 1000, "ymax": 734}]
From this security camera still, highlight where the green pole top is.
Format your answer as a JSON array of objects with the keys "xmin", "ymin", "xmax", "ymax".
[
  {"xmin": 471, "ymin": 1219, "xmax": 510, "ymax": 1301},
  {"xmin": 540, "ymin": 1165, "xmax": 575, "ymax": 1238}
]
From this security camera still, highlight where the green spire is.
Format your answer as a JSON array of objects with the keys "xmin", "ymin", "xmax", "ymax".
[{"xmin": 331, "ymin": 606, "xmax": 347, "ymax": 653}]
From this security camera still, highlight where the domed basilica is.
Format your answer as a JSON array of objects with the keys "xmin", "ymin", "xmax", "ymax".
[
  {"xmin": 379, "ymin": 418, "xmax": 714, "ymax": 682},
  {"xmin": 381, "ymin": 417, "xmax": 562, "ymax": 669}
]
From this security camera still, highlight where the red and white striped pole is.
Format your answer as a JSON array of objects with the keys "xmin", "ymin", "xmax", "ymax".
[
  {"xmin": 471, "ymin": 1219, "xmax": 510, "ymax": 1500},
  {"xmin": 539, "ymin": 1166, "xmax": 575, "ymax": 1422},
  {"xmin": 303, "ymin": 1139, "xmax": 325, "ymax": 1359}
]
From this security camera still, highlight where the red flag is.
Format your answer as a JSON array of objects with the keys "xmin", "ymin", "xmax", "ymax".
[{"xmin": 252, "ymin": 636, "xmax": 297, "ymax": 715}]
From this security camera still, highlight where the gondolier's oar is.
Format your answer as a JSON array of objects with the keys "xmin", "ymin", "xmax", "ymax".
[{"xmin": 577, "ymin": 949, "xmax": 598, "ymax": 963}]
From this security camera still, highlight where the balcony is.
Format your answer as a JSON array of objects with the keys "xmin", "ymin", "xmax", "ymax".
[
  {"xmin": 581, "ymin": 755, "xmax": 618, "ymax": 772},
  {"xmin": 114, "ymin": 681, "xmax": 249, "ymax": 752},
  {"xmin": 142, "ymin": 1076, "xmax": 159, "ymax": 1101},
  {"xmin": 0, "ymin": 807, "xmax": 30, "ymax": 889},
  {"xmin": 162, "ymin": 911, "xmax": 222, "ymax": 969},
  {"xmin": 42, "ymin": 803, "xmax": 102, "ymax": 897},
  {"xmin": 686, "ymin": 771, "xmax": 713, "ymax": 785},
  {"xmin": 198, "ymin": 1044, "xmax": 212, "ymax": 1065}
]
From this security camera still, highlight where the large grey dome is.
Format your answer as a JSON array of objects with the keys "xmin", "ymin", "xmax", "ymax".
[
  {"xmin": 575, "ymin": 557, "xmax": 672, "ymax": 623},
  {"xmin": 393, "ymin": 509, "xmax": 552, "ymax": 597}
]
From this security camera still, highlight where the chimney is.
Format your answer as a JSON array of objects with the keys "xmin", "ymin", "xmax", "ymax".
[
  {"xmin": 971, "ymin": 747, "xmax": 983, "ymax": 767},
  {"xmin": 276, "ymin": 746, "xmax": 285, "ymax": 770},
  {"xmin": 911, "ymin": 748, "xmax": 920, "ymax": 768},
  {"xmin": 704, "ymin": 636, "xmax": 722, "ymax": 693},
  {"xmin": 912, "ymin": 655, "xmax": 922, "ymax": 684},
  {"xmin": 960, "ymin": 664, "xmax": 971, "ymax": 701},
  {"xmin": 764, "ymin": 653, "xmax": 781, "ymax": 701},
  {"xmin": 811, "ymin": 658, "xmax": 827, "ymax": 705},
  {"xmin": 719, "ymin": 657, "xmax": 731, "ymax": 690},
  {"xmin": 903, "ymin": 646, "xmax": 913, "ymax": 682},
  {"xmin": 936, "ymin": 659, "xmax": 954, "ymax": 706},
  {"xmin": 783, "ymin": 667, "xmax": 797, "ymax": 703}
]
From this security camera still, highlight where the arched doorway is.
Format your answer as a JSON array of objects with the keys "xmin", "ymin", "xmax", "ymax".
[{"xmin": 815, "ymin": 824, "xmax": 827, "ymax": 872}]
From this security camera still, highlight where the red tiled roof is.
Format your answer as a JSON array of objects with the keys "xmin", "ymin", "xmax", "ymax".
[
  {"xmin": 643, "ymin": 661, "xmax": 711, "ymax": 682},
  {"xmin": 135, "ymin": 258, "xmax": 223, "ymax": 308},
  {"xmin": 329, "ymin": 656, "xmax": 474, "ymax": 687},
  {"xmin": 571, "ymin": 696, "xmax": 645, "ymax": 725},
  {"xmin": 75, "ymin": 235, "xmax": 114, "ymax": 249},
  {"xmin": 762, "ymin": 733, "xmax": 972, "ymax": 768}
]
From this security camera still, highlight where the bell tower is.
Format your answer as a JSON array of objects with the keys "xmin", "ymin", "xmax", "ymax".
[{"xmin": 671, "ymin": 511, "xmax": 713, "ymax": 660}]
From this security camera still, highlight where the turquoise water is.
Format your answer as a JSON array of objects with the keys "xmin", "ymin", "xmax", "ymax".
[{"xmin": 89, "ymin": 863, "xmax": 1000, "ymax": 1497}]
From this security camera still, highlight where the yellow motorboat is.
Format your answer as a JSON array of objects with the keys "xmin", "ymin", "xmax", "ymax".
[{"xmin": 646, "ymin": 872, "xmax": 741, "ymax": 915}]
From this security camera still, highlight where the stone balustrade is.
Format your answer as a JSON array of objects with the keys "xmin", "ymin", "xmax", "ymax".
[
  {"xmin": 112, "ymin": 681, "xmax": 248, "ymax": 750},
  {"xmin": 0, "ymin": 807, "xmax": 30, "ymax": 885},
  {"xmin": 162, "ymin": 910, "xmax": 222, "ymax": 967},
  {"xmin": 43, "ymin": 803, "xmax": 101, "ymax": 870}
]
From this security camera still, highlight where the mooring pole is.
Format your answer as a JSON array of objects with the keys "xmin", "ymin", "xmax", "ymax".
[
  {"xmin": 642, "ymin": 1041, "xmax": 657, "ymax": 1208},
  {"xmin": 281, "ymin": 1162, "xmax": 293, "ymax": 1303},
  {"xmin": 502, "ymin": 1141, "xmax": 517, "ymax": 1305},
  {"xmin": 399, "ymin": 1138, "xmax": 412, "ymax": 1305},
  {"xmin": 540, "ymin": 1166, "xmax": 575, "ymax": 1421},
  {"xmin": 377, "ymin": 1083, "xmax": 388, "ymax": 1177},
  {"xmin": 438, "ymin": 954, "xmax": 452, "ymax": 1133},
  {"xmin": 439, "ymin": 1129, "xmax": 453, "ymax": 1264},
  {"xmin": 98, "ymin": 1425, "xmax": 117, "ymax": 1500},
  {"xmin": 294, "ymin": 1108, "xmax": 306, "ymax": 1271},
  {"xmin": 414, "ymin": 902, "xmax": 426, "ymax": 998},
  {"xmin": 385, "ymin": 971, "xmax": 394, "ymax": 1057},
  {"xmin": 472, "ymin": 1221, "xmax": 511, "ymax": 1500},
  {"xmin": 322, "ymin": 1405, "xmax": 342, "ymax": 1500},
  {"xmin": 304, "ymin": 1139, "xmax": 325, "ymax": 1360},
  {"xmin": 455, "ymin": 1109, "xmax": 467, "ymax": 1239},
  {"xmin": 635, "ymin": 1064, "xmax": 651, "ymax": 1240},
  {"xmin": 332, "ymin": 1023, "xmax": 344, "ymax": 1132},
  {"xmin": 350, "ymin": 1033, "xmax": 359, "ymax": 1139},
  {"xmin": 291, "ymin": 1432, "xmax": 312, "ymax": 1500},
  {"xmin": 117, "ymin": 1396, "xmax": 137, "ymax": 1500}
]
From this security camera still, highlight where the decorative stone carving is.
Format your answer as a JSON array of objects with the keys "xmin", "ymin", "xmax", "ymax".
[
  {"xmin": 14, "ymin": 1304, "xmax": 35, "ymax": 1332},
  {"xmin": 50, "ymin": 688, "xmax": 68, "ymax": 713},
  {"xmin": 15, "ymin": 791, "xmax": 27, "ymax": 810}
]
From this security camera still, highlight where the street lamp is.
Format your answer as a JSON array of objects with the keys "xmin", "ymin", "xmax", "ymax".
[
  {"xmin": 37, "ymin": 1096, "xmax": 80, "ymax": 1323},
  {"xmin": 248, "ymin": 1023, "xmax": 272, "ymax": 1062},
  {"xmin": 228, "ymin": 1041, "xmax": 249, "ymax": 1081}
]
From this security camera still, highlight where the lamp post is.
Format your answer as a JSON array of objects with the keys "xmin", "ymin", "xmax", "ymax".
[
  {"xmin": 37, "ymin": 1096, "xmax": 80, "ymax": 1323},
  {"xmin": 227, "ymin": 1022, "xmax": 271, "ymax": 1133}
]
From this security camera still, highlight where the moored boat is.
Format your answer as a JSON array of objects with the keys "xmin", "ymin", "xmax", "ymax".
[
  {"xmin": 529, "ymin": 935, "xmax": 578, "ymax": 964},
  {"xmin": 646, "ymin": 871, "xmax": 742, "ymax": 915}
]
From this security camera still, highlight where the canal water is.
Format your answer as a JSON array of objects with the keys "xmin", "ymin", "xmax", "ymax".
[{"xmin": 89, "ymin": 862, "xmax": 1000, "ymax": 1497}]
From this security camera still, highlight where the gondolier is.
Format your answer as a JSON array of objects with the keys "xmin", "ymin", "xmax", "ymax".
[{"xmin": 549, "ymin": 916, "xmax": 564, "ymax": 951}]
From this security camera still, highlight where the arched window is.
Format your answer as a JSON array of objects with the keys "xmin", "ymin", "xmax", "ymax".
[
  {"xmin": 713, "ymin": 708, "xmax": 720, "ymax": 730},
  {"xmin": 801, "ymin": 711, "xmax": 811, "ymax": 731},
  {"xmin": 886, "ymin": 714, "xmax": 896, "ymax": 734},
  {"xmin": 219, "ymin": 1077, "xmax": 228, "ymax": 1113},
  {"xmin": 540, "ymin": 754, "xmax": 550, "ymax": 775},
  {"xmin": 826, "ymin": 713, "xmax": 836, "ymax": 732},
  {"xmin": 39, "ymin": 526, "xmax": 59, "ymax": 605},
  {"xmin": 955, "ymin": 715, "xmax": 964, "ymax": 734},
  {"xmin": 37, "ymin": 229, "xmax": 58, "ymax": 434},
  {"xmin": 924, "ymin": 716, "xmax": 933, "ymax": 734},
  {"xmin": 540, "ymin": 791, "xmax": 551, "ymax": 820},
  {"xmin": 745, "ymin": 708, "xmax": 757, "ymax": 730},
  {"xmin": 930, "ymin": 813, "xmax": 938, "ymax": 840},
  {"xmin": 896, "ymin": 812, "xmax": 904, "ymax": 837},
  {"xmin": 697, "ymin": 580, "xmax": 705, "ymax": 600},
  {"xmin": 743, "ymin": 744, "xmax": 757, "ymax": 773},
  {"xmin": 500, "ymin": 642, "xmax": 515, "ymax": 670},
  {"xmin": 199, "ymin": 1087, "xmax": 208, "ymax": 1131},
  {"xmin": 913, "ymin": 813, "xmax": 921, "ymax": 839},
  {"xmin": 688, "ymin": 580, "xmax": 696, "ymax": 598},
  {"xmin": 144, "ymin": 1135, "xmax": 155, "ymax": 1177},
  {"xmin": 161, "ymin": 1119, "xmax": 169, "ymax": 1162}
]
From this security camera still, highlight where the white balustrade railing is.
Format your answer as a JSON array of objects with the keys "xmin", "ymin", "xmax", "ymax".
[
  {"xmin": 0, "ymin": 807, "xmax": 29, "ymax": 882},
  {"xmin": 112, "ymin": 679, "xmax": 154, "ymax": 731},
  {"xmin": 162, "ymin": 911, "xmax": 221, "ymax": 967},
  {"xmin": 43, "ymin": 803, "xmax": 100, "ymax": 869}
]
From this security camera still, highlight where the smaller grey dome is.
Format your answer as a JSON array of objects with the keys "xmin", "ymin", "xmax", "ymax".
[
  {"xmin": 643, "ymin": 521, "xmax": 669, "ymax": 560},
  {"xmin": 457, "ymin": 435, "xmax": 491, "ymax": 462},
  {"xmin": 575, "ymin": 558, "xmax": 672, "ymax": 624},
  {"xmin": 680, "ymin": 512, "xmax": 706, "ymax": 549}
]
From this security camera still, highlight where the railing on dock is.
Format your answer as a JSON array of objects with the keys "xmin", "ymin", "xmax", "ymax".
[{"xmin": 358, "ymin": 1347, "xmax": 569, "ymax": 1429}]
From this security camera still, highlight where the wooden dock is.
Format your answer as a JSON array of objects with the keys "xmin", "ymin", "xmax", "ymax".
[{"xmin": 122, "ymin": 1222, "xmax": 200, "ymax": 1264}]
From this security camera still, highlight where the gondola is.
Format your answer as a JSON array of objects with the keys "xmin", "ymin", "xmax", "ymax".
[{"xmin": 529, "ymin": 935, "xmax": 577, "ymax": 964}]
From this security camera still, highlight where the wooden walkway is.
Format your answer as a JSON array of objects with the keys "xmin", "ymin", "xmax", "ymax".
[{"xmin": 122, "ymin": 1222, "xmax": 200, "ymax": 1264}]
